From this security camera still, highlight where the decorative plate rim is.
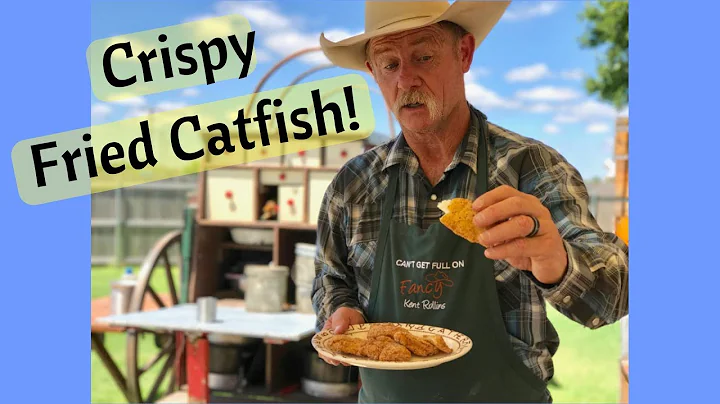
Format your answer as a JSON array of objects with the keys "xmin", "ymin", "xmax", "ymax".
[{"xmin": 311, "ymin": 322, "xmax": 474, "ymax": 370}]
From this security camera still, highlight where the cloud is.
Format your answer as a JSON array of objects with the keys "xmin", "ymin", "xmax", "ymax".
[
  {"xmin": 214, "ymin": 1, "xmax": 291, "ymax": 30},
  {"xmin": 190, "ymin": 2, "xmax": 359, "ymax": 66},
  {"xmin": 515, "ymin": 86, "xmax": 582, "ymax": 102},
  {"xmin": 604, "ymin": 158, "xmax": 616, "ymax": 178},
  {"xmin": 502, "ymin": 1, "xmax": 562, "ymax": 22},
  {"xmin": 182, "ymin": 87, "xmax": 200, "ymax": 97},
  {"xmin": 156, "ymin": 101, "xmax": 188, "ymax": 112},
  {"xmin": 553, "ymin": 99, "xmax": 619, "ymax": 123},
  {"xmin": 111, "ymin": 96, "xmax": 147, "ymax": 107},
  {"xmin": 619, "ymin": 105, "xmax": 629, "ymax": 117},
  {"xmin": 560, "ymin": 68, "xmax": 585, "ymax": 81},
  {"xmin": 465, "ymin": 77, "xmax": 522, "ymax": 110},
  {"xmin": 254, "ymin": 48, "xmax": 273, "ymax": 63},
  {"xmin": 526, "ymin": 103, "xmax": 554, "ymax": 113},
  {"xmin": 543, "ymin": 123, "xmax": 560, "ymax": 134},
  {"xmin": 91, "ymin": 103, "xmax": 112, "ymax": 121},
  {"xmin": 505, "ymin": 63, "xmax": 551, "ymax": 82},
  {"xmin": 586, "ymin": 122, "xmax": 611, "ymax": 134}
]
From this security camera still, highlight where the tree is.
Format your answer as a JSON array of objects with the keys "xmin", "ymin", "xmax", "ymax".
[{"xmin": 578, "ymin": 0, "xmax": 628, "ymax": 110}]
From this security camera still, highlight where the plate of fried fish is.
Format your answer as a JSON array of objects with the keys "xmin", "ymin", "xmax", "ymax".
[{"xmin": 312, "ymin": 322, "xmax": 473, "ymax": 370}]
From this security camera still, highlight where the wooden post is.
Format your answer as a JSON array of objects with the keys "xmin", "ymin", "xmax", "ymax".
[
  {"xmin": 614, "ymin": 117, "xmax": 629, "ymax": 216},
  {"xmin": 113, "ymin": 188, "xmax": 126, "ymax": 267}
]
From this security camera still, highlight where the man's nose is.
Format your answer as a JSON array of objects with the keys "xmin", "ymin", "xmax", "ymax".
[{"xmin": 396, "ymin": 64, "xmax": 421, "ymax": 91}]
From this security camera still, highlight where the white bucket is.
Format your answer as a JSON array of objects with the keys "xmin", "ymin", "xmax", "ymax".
[
  {"xmin": 295, "ymin": 283, "xmax": 315, "ymax": 314},
  {"xmin": 244, "ymin": 265, "xmax": 289, "ymax": 313},
  {"xmin": 293, "ymin": 243, "xmax": 317, "ymax": 285}
]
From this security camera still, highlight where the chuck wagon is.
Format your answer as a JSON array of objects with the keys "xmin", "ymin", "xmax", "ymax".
[{"xmin": 91, "ymin": 48, "xmax": 394, "ymax": 404}]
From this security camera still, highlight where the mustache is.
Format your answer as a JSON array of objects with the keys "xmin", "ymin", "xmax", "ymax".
[{"xmin": 393, "ymin": 90, "xmax": 434, "ymax": 111}]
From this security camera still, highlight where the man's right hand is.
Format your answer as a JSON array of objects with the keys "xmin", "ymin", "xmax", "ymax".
[{"xmin": 319, "ymin": 306, "xmax": 365, "ymax": 366}]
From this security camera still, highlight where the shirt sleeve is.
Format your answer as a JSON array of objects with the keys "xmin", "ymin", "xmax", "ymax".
[
  {"xmin": 311, "ymin": 177, "xmax": 364, "ymax": 332},
  {"xmin": 519, "ymin": 144, "xmax": 629, "ymax": 329}
]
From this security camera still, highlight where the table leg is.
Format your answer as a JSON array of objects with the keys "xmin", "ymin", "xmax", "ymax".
[
  {"xmin": 91, "ymin": 332, "xmax": 132, "ymax": 403},
  {"xmin": 187, "ymin": 334, "xmax": 209, "ymax": 404}
]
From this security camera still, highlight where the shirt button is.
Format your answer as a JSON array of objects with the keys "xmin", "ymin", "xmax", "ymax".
[
  {"xmin": 562, "ymin": 296, "xmax": 571, "ymax": 304},
  {"xmin": 430, "ymin": 194, "xmax": 437, "ymax": 201},
  {"xmin": 592, "ymin": 318, "xmax": 600, "ymax": 327}
]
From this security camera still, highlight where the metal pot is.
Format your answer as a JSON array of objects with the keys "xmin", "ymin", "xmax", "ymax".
[{"xmin": 304, "ymin": 348, "xmax": 359, "ymax": 383}]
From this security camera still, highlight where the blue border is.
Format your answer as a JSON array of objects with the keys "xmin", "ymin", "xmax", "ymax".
[
  {"xmin": 630, "ymin": 0, "xmax": 720, "ymax": 402},
  {"xmin": 1, "ymin": 0, "xmax": 90, "ymax": 402},
  {"xmin": 1, "ymin": 0, "xmax": 718, "ymax": 402}
]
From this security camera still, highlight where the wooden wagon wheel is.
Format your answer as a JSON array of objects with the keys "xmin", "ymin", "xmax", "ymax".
[{"xmin": 126, "ymin": 230, "xmax": 184, "ymax": 403}]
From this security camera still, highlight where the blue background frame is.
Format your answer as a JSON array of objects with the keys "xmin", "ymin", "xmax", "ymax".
[{"xmin": 1, "ymin": 1, "xmax": 718, "ymax": 402}]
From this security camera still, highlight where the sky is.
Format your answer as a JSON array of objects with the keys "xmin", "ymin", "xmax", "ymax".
[{"xmin": 89, "ymin": 0, "xmax": 628, "ymax": 181}]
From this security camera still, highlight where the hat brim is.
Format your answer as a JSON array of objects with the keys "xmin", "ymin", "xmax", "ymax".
[{"xmin": 320, "ymin": 1, "xmax": 511, "ymax": 72}]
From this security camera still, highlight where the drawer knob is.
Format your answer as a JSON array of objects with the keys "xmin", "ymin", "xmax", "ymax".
[
  {"xmin": 225, "ymin": 190, "xmax": 233, "ymax": 199},
  {"xmin": 340, "ymin": 150, "xmax": 348, "ymax": 158},
  {"xmin": 287, "ymin": 198, "xmax": 295, "ymax": 206},
  {"xmin": 279, "ymin": 173, "xmax": 286, "ymax": 181},
  {"xmin": 298, "ymin": 150, "xmax": 306, "ymax": 157}
]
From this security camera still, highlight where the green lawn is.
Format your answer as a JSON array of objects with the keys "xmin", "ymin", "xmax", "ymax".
[{"xmin": 91, "ymin": 266, "xmax": 621, "ymax": 403}]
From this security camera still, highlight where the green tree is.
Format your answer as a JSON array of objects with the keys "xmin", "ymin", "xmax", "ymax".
[{"xmin": 578, "ymin": 0, "xmax": 628, "ymax": 109}]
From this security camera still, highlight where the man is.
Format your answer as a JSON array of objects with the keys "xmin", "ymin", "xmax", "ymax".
[{"xmin": 311, "ymin": 1, "xmax": 629, "ymax": 403}]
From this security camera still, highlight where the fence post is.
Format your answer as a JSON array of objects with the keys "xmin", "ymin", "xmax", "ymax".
[{"xmin": 114, "ymin": 188, "xmax": 127, "ymax": 267}]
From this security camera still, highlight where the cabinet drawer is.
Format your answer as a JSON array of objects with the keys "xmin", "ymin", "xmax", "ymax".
[
  {"xmin": 286, "ymin": 141, "xmax": 322, "ymax": 167},
  {"xmin": 246, "ymin": 135, "xmax": 284, "ymax": 166},
  {"xmin": 308, "ymin": 171, "xmax": 336, "ymax": 225},
  {"xmin": 260, "ymin": 169, "xmax": 304, "ymax": 185},
  {"xmin": 325, "ymin": 141, "xmax": 365, "ymax": 167},
  {"xmin": 278, "ymin": 185, "xmax": 305, "ymax": 223},
  {"xmin": 205, "ymin": 169, "xmax": 256, "ymax": 222}
]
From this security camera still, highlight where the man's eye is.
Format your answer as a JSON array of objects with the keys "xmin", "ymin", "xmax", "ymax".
[
  {"xmin": 384, "ymin": 62, "xmax": 398, "ymax": 70},
  {"xmin": 419, "ymin": 55, "xmax": 432, "ymax": 62}
]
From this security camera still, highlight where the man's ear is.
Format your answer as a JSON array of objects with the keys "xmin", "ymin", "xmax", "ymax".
[
  {"xmin": 365, "ymin": 60, "xmax": 374, "ymax": 75},
  {"xmin": 459, "ymin": 33, "xmax": 476, "ymax": 73}
]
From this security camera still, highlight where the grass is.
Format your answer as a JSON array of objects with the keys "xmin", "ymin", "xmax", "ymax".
[{"xmin": 91, "ymin": 266, "xmax": 621, "ymax": 403}]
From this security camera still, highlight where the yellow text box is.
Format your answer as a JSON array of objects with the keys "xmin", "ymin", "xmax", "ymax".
[
  {"xmin": 12, "ymin": 74, "xmax": 375, "ymax": 205},
  {"xmin": 87, "ymin": 14, "xmax": 258, "ymax": 102}
]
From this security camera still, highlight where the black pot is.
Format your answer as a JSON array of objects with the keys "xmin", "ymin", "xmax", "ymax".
[{"xmin": 304, "ymin": 348, "xmax": 359, "ymax": 383}]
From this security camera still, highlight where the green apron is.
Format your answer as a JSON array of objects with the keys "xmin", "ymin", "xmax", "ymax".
[{"xmin": 358, "ymin": 115, "xmax": 550, "ymax": 403}]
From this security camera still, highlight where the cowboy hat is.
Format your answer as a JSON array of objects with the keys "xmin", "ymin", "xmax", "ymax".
[{"xmin": 319, "ymin": 1, "xmax": 511, "ymax": 72}]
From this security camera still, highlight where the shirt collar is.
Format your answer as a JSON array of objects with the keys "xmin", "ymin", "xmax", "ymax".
[{"xmin": 382, "ymin": 104, "xmax": 482, "ymax": 175}]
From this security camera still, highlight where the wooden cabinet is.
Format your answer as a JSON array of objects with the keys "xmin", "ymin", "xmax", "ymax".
[{"xmin": 278, "ymin": 185, "xmax": 305, "ymax": 222}]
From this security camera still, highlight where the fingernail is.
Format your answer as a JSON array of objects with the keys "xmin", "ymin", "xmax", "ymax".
[
  {"xmin": 484, "ymin": 249, "xmax": 492, "ymax": 258},
  {"xmin": 475, "ymin": 213, "xmax": 484, "ymax": 224}
]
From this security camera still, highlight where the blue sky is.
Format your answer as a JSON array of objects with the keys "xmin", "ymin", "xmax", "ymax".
[{"xmin": 90, "ymin": 0, "xmax": 627, "ymax": 181}]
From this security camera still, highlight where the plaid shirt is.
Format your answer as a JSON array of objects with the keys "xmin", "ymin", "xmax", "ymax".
[{"xmin": 311, "ymin": 104, "xmax": 629, "ymax": 382}]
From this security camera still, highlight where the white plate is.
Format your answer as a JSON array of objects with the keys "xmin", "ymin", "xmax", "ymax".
[{"xmin": 311, "ymin": 322, "xmax": 473, "ymax": 370}]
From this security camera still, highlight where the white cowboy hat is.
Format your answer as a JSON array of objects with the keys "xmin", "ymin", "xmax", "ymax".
[{"xmin": 319, "ymin": 1, "xmax": 511, "ymax": 72}]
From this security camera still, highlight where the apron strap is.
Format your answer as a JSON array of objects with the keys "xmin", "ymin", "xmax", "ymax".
[
  {"xmin": 368, "ymin": 164, "xmax": 399, "ymax": 313},
  {"xmin": 475, "ymin": 112, "xmax": 489, "ymax": 197}
]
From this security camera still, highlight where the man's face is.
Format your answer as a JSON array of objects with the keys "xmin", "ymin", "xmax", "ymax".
[{"xmin": 366, "ymin": 24, "xmax": 474, "ymax": 133}]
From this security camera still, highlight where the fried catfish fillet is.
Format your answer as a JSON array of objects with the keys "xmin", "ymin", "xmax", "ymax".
[
  {"xmin": 393, "ymin": 332, "xmax": 439, "ymax": 357},
  {"xmin": 361, "ymin": 338, "xmax": 412, "ymax": 361},
  {"xmin": 367, "ymin": 323, "xmax": 407, "ymax": 340},
  {"xmin": 326, "ymin": 335, "xmax": 367, "ymax": 356},
  {"xmin": 437, "ymin": 198, "xmax": 485, "ymax": 244},
  {"xmin": 423, "ymin": 335, "xmax": 453, "ymax": 354}
]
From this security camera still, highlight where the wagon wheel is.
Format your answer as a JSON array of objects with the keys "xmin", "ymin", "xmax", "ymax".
[{"xmin": 126, "ymin": 230, "xmax": 184, "ymax": 403}]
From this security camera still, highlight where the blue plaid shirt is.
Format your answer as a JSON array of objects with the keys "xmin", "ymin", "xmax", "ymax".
[{"xmin": 311, "ymin": 104, "xmax": 629, "ymax": 382}]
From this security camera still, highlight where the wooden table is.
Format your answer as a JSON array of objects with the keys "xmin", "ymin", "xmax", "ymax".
[
  {"xmin": 91, "ymin": 293, "xmax": 173, "ymax": 402},
  {"xmin": 96, "ymin": 300, "xmax": 318, "ymax": 404}
]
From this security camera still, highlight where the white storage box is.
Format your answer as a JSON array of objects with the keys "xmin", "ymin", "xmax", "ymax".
[
  {"xmin": 308, "ymin": 171, "xmax": 336, "ymax": 225},
  {"xmin": 286, "ymin": 147, "xmax": 322, "ymax": 168},
  {"xmin": 278, "ymin": 185, "xmax": 305, "ymax": 222},
  {"xmin": 324, "ymin": 141, "xmax": 365, "ymax": 168},
  {"xmin": 205, "ymin": 168, "xmax": 256, "ymax": 222}
]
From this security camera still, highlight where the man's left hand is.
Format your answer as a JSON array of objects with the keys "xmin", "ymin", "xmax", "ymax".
[{"xmin": 472, "ymin": 185, "xmax": 567, "ymax": 285}]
